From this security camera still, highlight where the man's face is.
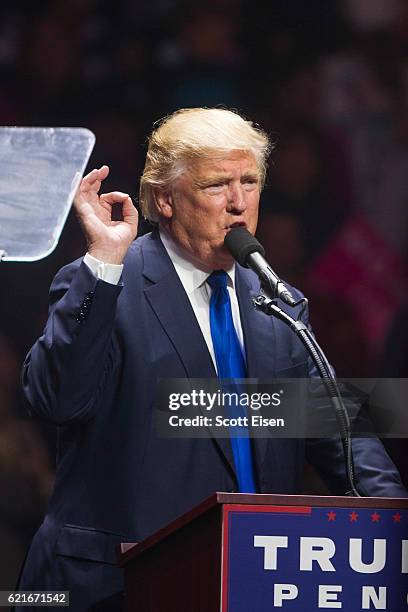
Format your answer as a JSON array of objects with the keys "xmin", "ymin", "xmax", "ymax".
[{"xmin": 157, "ymin": 151, "xmax": 261, "ymax": 270}]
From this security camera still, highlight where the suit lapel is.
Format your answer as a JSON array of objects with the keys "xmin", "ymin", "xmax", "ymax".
[
  {"xmin": 235, "ymin": 265, "xmax": 277, "ymax": 378},
  {"xmin": 141, "ymin": 232, "xmax": 236, "ymax": 476},
  {"xmin": 142, "ymin": 237, "xmax": 215, "ymax": 380},
  {"xmin": 236, "ymin": 266, "xmax": 277, "ymax": 481}
]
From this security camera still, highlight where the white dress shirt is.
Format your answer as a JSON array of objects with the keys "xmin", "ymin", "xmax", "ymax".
[{"xmin": 83, "ymin": 230, "xmax": 246, "ymax": 372}]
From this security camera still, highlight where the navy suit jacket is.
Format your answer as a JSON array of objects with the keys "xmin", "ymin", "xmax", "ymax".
[{"xmin": 18, "ymin": 230, "xmax": 407, "ymax": 610}]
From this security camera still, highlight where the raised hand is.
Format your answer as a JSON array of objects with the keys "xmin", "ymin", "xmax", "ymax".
[{"xmin": 74, "ymin": 165, "xmax": 138, "ymax": 264}]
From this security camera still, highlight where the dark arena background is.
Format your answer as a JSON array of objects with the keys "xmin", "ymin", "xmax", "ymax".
[{"xmin": 0, "ymin": 0, "xmax": 407, "ymax": 589}]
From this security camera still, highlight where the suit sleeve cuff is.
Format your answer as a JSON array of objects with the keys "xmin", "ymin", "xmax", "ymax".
[{"xmin": 83, "ymin": 252, "xmax": 123, "ymax": 285}]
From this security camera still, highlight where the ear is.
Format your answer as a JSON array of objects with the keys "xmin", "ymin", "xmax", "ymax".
[{"xmin": 154, "ymin": 189, "xmax": 173, "ymax": 220}]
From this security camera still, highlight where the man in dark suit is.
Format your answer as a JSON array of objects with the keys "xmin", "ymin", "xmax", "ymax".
[{"xmin": 18, "ymin": 108, "xmax": 407, "ymax": 610}]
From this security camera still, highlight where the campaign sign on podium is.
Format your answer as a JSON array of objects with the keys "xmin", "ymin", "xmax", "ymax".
[
  {"xmin": 223, "ymin": 504, "xmax": 407, "ymax": 611},
  {"xmin": 118, "ymin": 494, "xmax": 408, "ymax": 612}
]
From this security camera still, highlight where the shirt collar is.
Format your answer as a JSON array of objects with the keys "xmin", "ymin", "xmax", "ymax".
[{"xmin": 159, "ymin": 228, "xmax": 236, "ymax": 294}]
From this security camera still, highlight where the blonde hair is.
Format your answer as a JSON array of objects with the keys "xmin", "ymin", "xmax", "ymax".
[{"xmin": 139, "ymin": 107, "xmax": 271, "ymax": 223}]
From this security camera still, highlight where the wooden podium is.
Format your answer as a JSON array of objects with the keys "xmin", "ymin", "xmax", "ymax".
[{"xmin": 118, "ymin": 493, "xmax": 408, "ymax": 611}]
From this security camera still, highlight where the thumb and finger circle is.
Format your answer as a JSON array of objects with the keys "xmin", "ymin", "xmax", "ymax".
[{"xmin": 100, "ymin": 191, "xmax": 132, "ymax": 204}]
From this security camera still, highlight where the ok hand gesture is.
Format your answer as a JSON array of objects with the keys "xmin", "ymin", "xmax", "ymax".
[{"xmin": 74, "ymin": 165, "xmax": 138, "ymax": 264}]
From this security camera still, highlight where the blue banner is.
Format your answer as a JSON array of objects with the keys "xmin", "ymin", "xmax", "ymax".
[{"xmin": 224, "ymin": 505, "xmax": 407, "ymax": 611}]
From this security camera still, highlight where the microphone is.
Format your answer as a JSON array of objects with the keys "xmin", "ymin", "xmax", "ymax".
[{"xmin": 224, "ymin": 227, "xmax": 298, "ymax": 307}]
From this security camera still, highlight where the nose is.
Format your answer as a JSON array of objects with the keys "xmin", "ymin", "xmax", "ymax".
[{"xmin": 226, "ymin": 182, "xmax": 246, "ymax": 213}]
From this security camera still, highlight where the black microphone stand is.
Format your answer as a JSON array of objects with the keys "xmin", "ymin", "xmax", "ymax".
[{"xmin": 253, "ymin": 288, "xmax": 361, "ymax": 498}]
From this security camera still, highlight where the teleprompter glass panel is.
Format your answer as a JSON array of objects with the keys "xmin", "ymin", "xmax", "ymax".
[{"xmin": 0, "ymin": 127, "xmax": 95, "ymax": 261}]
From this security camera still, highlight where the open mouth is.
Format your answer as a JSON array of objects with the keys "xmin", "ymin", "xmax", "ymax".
[{"xmin": 227, "ymin": 222, "xmax": 246, "ymax": 230}]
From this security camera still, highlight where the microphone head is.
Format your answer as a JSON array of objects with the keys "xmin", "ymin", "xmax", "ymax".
[{"xmin": 224, "ymin": 227, "xmax": 265, "ymax": 267}]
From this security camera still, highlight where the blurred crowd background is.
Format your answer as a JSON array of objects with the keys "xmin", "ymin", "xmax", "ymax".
[{"xmin": 0, "ymin": 0, "xmax": 407, "ymax": 589}]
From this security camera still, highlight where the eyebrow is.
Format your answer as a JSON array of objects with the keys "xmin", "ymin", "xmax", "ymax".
[{"xmin": 194, "ymin": 171, "xmax": 260, "ymax": 188}]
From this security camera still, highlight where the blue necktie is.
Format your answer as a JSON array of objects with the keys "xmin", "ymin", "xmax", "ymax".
[{"xmin": 207, "ymin": 270, "xmax": 256, "ymax": 493}]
